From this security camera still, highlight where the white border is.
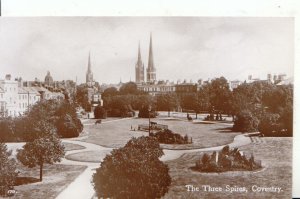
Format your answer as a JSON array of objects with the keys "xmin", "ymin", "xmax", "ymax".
[{"xmin": 1, "ymin": 0, "xmax": 299, "ymax": 197}]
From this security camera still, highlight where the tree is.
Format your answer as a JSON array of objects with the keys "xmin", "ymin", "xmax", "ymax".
[
  {"xmin": 119, "ymin": 82, "xmax": 139, "ymax": 95},
  {"xmin": 233, "ymin": 110, "xmax": 259, "ymax": 132},
  {"xmin": 156, "ymin": 93, "xmax": 179, "ymax": 117},
  {"xmin": 258, "ymin": 113, "xmax": 281, "ymax": 136},
  {"xmin": 75, "ymin": 84, "xmax": 91, "ymax": 111},
  {"xmin": 55, "ymin": 101, "xmax": 83, "ymax": 138},
  {"xmin": 93, "ymin": 136, "xmax": 171, "ymax": 199},
  {"xmin": 0, "ymin": 143, "xmax": 17, "ymax": 196},
  {"xmin": 17, "ymin": 133, "xmax": 65, "ymax": 181},
  {"xmin": 94, "ymin": 106, "xmax": 107, "ymax": 119},
  {"xmin": 102, "ymin": 87, "xmax": 119, "ymax": 98},
  {"xmin": 207, "ymin": 77, "xmax": 231, "ymax": 116}
]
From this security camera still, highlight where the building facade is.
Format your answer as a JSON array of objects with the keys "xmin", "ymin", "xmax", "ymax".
[{"xmin": 0, "ymin": 74, "xmax": 66, "ymax": 117}]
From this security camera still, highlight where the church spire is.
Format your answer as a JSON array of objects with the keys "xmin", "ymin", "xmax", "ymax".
[
  {"xmin": 138, "ymin": 41, "xmax": 141, "ymax": 62},
  {"xmin": 87, "ymin": 51, "xmax": 91, "ymax": 73},
  {"xmin": 147, "ymin": 33, "xmax": 156, "ymax": 83},
  {"xmin": 86, "ymin": 51, "xmax": 93, "ymax": 86},
  {"xmin": 135, "ymin": 42, "xmax": 144, "ymax": 83},
  {"xmin": 148, "ymin": 33, "xmax": 154, "ymax": 70}
]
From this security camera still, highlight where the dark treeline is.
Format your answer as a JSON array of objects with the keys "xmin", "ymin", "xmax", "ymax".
[
  {"xmin": 0, "ymin": 100, "xmax": 83, "ymax": 142},
  {"xmin": 99, "ymin": 78, "xmax": 293, "ymax": 137}
]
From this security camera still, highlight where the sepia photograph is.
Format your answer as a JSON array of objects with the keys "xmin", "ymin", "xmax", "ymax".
[{"xmin": 0, "ymin": 17, "xmax": 294, "ymax": 198}]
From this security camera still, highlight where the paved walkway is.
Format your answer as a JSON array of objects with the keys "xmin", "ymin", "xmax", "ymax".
[{"xmin": 55, "ymin": 140, "xmax": 108, "ymax": 199}]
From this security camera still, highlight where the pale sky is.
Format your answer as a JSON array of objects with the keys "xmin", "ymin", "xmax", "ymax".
[{"xmin": 0, "ymin": 17, "xmax": 294, "ymax": 84}]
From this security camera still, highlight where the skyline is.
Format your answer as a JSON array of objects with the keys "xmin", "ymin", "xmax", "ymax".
[{"xmin": 0, "ymin": 17, "xmax": 294, "ymax": 84}]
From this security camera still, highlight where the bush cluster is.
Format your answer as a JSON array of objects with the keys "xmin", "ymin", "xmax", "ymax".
[
  {"xmin": 151, "ymin": 129, "xmax": 191, "ymax": 144},
  {"xmin": 192, "ymin": 145, "xmax": 261, "ymax": 172}
]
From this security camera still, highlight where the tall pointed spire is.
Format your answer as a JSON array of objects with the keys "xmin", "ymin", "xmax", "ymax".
[
  {"xmin": 148, "ymin": 33, "xmax": 154, "ymax": 70},
  {"xmin": 135, "ymin": 42, "xmax": 144, "ymax": 83},
  {"xmin": 87, "ymin": 51, "xmax": 91, "ymax": 73},
  {"xmin": 86, "ymin": 51, "xmax": 93, "ymax": 87},
  {"xmin": 138, "ymin": 41, "xmax": 141, "ymax": 62},
  {"xmin": 147, "ymin": 32, "xmax": 156, "ymax": 83}
]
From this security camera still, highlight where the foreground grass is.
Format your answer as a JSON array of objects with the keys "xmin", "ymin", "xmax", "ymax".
[
  {"xmin": 163, "ymin": 137, "xmax": 292, "ymax": 199},
  {"xmin": 13, "ymin": 164, "xmax": 87, "ymax": 199},
  {"xmin": 83, "ymin": 117, "xmax": 238, "ymax": 149}
]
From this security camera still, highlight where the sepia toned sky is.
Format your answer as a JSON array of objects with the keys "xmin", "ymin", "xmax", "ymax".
[{"xmin": 0, "ymin": 17, "xmax": 294, "ymax": 84}]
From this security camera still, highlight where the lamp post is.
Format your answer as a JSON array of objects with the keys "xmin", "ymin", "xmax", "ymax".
[{"xmin": 148, "ymin": 105, "xmax": 151, "ymax": 136}]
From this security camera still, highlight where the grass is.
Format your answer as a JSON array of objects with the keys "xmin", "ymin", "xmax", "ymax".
[
  {"xmin": 13, "ymin": 163, "xmax": 87, "ymax": 199},
  {"xmin": 65, "ymin": 150, "xmax": 111, "ymax": 163},
  {"xmin": 163, "ymin": 137, "xmax": 292, "ymax": 199},
  {"xmin": 62, "ymin": 142, "xmax": 86, "ymax": 151},
  {"xmin": 82, "ymin": 117, "xmax": 239, "ymax": 149}
]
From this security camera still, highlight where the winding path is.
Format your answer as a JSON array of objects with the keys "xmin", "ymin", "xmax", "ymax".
[{"xmin": 6, "ymin": 117, "xmax": 255, "ymax": 199}]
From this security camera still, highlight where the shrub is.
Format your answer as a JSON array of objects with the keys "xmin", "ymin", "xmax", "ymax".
[
  {"xmin": 192, "ymin": 145, "xmax": 261, "ymax": 172},
  {"xmin": 151, "ymin": 129, "xmax": 191, "ymax": 144},
  {"xmin": 0, "ymin": 143, "xmax": 17, "ymax": 196},
  {"xmin": 93, "ymin": 136, "xmax": 171, "ymax": 199}
]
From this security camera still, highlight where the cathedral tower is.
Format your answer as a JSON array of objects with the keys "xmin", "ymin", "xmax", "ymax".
[
  {"xmin": 147, "ymin": 33, "xmax": 156, "ymax": 83},
  {"xmin": 135, "ymin": 42, "xmax": 145, "ymax": 83}
]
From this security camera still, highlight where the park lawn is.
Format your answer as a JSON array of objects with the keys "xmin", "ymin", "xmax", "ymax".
[
  {"xmin": 13, "ymin": 163, "xmax": 87, "ymax": 199},
  {"xmin": 82, "ymin": 117, "xmax": 239, "ymax": 149},
  {"xmin": 65, "ymin": 150, "xmax": 112, "ymax": 163},
  {"xmin": 62, "ymin": 142, "xmax": 86, "ymax": 151},
  {"xmin": 163, "ymin": 137, "xmax": 292, "ymax": 199}
]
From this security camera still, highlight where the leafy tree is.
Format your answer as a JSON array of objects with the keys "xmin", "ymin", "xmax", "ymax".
[
  {"xmin": 233, "ymin": 110, "xmax": 259, "ymax": 132},
  {"xmin": 93, "ymin": 136, "xmax": 171, "ymax": 199},
  {"xmin": 75, "ymin": 84, "xmax": 91, "ymax": 111},
  {"xmin": 17, "ymin": 133, "xmax": 65, "ymax": 181},
  {"xmin": 102, "ymin": 87, "xmax": 119, "ymax": 98},
  {"xmin": 258, "ymin": 113, "xmax": 281, "ymax": 136},
  {"xmin": 207, "ymin": 77, "xmax": 231, "ymax": 116},
  {"xmin": 94, "ymin": 106, "xmax": 107, "ymax": 119},
  {"xmin": 138, "ymin": 105, "xmax": 156, "ymax": 118},
  {"xmin": 55, "ymin": 101, "xmax": 83, "ymax": 138},
  {"xmin": 0, "ymin": 143, "xmax": 17, "ymax": 196},
  {"xmin": 119, "ymin": 82, "xmax": 139, "ymax": 95},
  {"xmin": 279, "ymin": 102, "xmax": 293, "ymax": 136},
  {"xmin": 156, "ymin": 93, "xmax": 179, "ymax": 117},
  {"xmin": 193, "ymin": 88, "xmax": 211, "ymax": 119}
]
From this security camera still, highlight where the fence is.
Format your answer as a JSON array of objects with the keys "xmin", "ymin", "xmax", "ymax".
[{"xmin": 138, "ymin": 123, "xmax": 168, "ymax": 131}]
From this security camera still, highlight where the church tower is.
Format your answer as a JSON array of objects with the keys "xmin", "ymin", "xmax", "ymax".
[
  {"xmin": 147, "ymin": 33, "xmax": 156, "ymax": 83},
  {"xmin": 86, "ymin": 52, "xmax": 94, "ymax": 87},
  {"xmin": 135, "ymin": 42, "xmax": 145, "ymax": 83}
]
